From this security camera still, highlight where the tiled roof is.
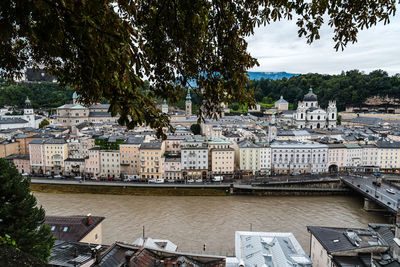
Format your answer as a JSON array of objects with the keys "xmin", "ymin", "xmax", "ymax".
[
  {"xmin": 45, "ymin": 215, "xmax": 105, "ymax": 242},
  {"xmin": 0, "ymin": 117, "xmax": 28, "ymax": 124},
  {"xmin": 140, "ymin": 142, "xmax": 162, "ymax": 150}
]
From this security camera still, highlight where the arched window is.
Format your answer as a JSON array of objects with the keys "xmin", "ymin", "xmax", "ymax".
[
  {"xmin": 311, "ymin": 103, "xmax": 313, "ymax": 107},
  {"xmin": 310, "ymin": 125, "xmax": 313, "ymax": 129},
  {"xmin": 301, "ymin": 113, "xmax": 303, "ymax": 119},
  {"xmin": 306, "ymin": 103, "xmax": 308, "ymax": 107},
  {"xmin": 311, "ymin": 116, "xmax": 313, "ymax": 120},
  {"xmin": 332, "ymin": 113, "xmax": 334, "ymax": 119},
  {"xmin": 317, "ymin": 115, "xmax": 320, "ymax": 120}
]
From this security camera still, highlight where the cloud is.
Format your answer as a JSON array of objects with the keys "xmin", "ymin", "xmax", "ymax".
[{"xmin": 246, "ymin": 14, "xmax": 400, "ymax": 75}]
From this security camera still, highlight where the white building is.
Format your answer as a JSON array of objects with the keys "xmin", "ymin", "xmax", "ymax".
[
  {"xmin": 293, "ymin": 88, "xmax": 337, "ymax": 129},
  {"xmin": 0, "ymin": 97, "xmax": 43, "ymax": 129},
  {"xmin": 271, "ymin": 141, "xmax": 328, "ymax": 174},
  {"xmin": 181, "ymin": 136, "xmax": 209, "ymax": 180}
]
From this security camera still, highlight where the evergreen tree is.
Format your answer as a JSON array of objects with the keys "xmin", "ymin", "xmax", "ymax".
[
  {"xmin": 0, "ymin": 159, "xmax": 54, "ymax": 262},
  {"xmin": 190, "ymin": 124, "xmax": 202, "ymax": 135}
]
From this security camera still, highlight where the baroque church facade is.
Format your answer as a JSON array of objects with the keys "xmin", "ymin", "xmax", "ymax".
[{"xmin": 293, "ymin": 88, "xmax": 337, "ymax": 129}]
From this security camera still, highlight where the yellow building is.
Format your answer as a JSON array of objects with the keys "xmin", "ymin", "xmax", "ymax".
[
  {"xmin": 43, "ymin": 138, "xmax": 68, "ymax": 175},
  {"xmin": 238, "ymin": 140, "xmax": 260, "ymax": 174},
  {"xmin": 208, "ymin": 138, "xmax": 235, "ymax": 176},
  {"xmin": 139, "ymin": 142, "xmax": 165, "ymax": 179}
]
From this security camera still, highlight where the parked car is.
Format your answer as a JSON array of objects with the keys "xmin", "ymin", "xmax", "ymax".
[
  {"xmin": 291, "ymin": 172, "xmax": 301, "ymax": 176},
  {"xmin": 386, "ymin": 188, "xmax": 395, "ymax": 194},
  {"xmin": 195, "ymin": 179, "xmax": 203, "ymax": 183},
  {"xmin": 123, "ymin": 177, "xmax": 133, "ymax": 182},
  {"xmin": 167, "ymin": 179, "xmax": 175, "ymax": 183},
  {"xmin": 187, "ymin": 179, "xmax": 195, "ymax": 183},
  {"xmin": 107, "ymin": 176, "xmax": 114, "ymax": 181},
  {"xmin": 74, "ymin": 176, "xmax": 82, "ymax": 180},
  {"xmin": 148, "ymin": 178, "xmax": 157, "ymax": 183},
  {"xmin": 311, "ymin": 172, "xmax": 318, "ymax": 176},
  {"xmin": 155, "ymin": 178, "xmax": 165, "ymax": 184},
  {"xmin": 54, "ymin": 174, "xmax": 63, "ymax": 179},
  {"xmin": 212, "ymin": 176, "xmax": 223, "ymax": 182}
]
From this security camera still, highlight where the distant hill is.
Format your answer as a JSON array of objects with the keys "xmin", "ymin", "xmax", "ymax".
[{"xmin": 248, "ymin": 72, "xmax": 299, "ymax": 80}]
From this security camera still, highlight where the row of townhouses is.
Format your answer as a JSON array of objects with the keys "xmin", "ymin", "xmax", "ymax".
[{"xmin": 3, "ymin": 131, "xmax": 400, "ymax": 179}]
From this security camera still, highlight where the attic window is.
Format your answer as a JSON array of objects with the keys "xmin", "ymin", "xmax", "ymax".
[
  {"xmin": 333, "ymin": 239, "xmax": 339, "ymax": 243},
  {"xmin": 63, "ymin": 227, "xmax": 68, "ymax": 232},
  {"xmin": 51, "ymin": 226, "xmax": 56, "ymax": 231}
]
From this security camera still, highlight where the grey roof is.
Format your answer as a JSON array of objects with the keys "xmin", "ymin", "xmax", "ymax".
[
  {"xmin": 44, "ymin": 138, "xmax": 67, "ymax": 144},
  {"xmin": 124, "ymin": 136, "xmax": 145, "ymax": 144},
  {"xmin": 235, "ymin": 231, "xmax": 312, "ymax": 267},
  {"xmin": 0, "ymin": 117, "xmax": 28, "ymax": 124},
  {"xmin": 88, "ymin": 112, "xmax": 113, "ymax": 117},
  {"xmin": 89, "ymin": 104, "xmax": 110, "ymax": 109},
  {"xmin": 348, "ymin": 116, "xmax": 385, "ymax": 125},
  {"xmin": 140, "ymin": 142, "xmax": 162, "ymax": 150},
  {"xmin": 45, "ymin": 215, "xmax": 105, "ymax": 243},
  {"xmin": 376, "ymin": 140, "xmax": 400, "ymax": 148},
  {"xmin": 275, "ymin": 96, "xmax": 288, "ymax": 104},
  {"xmin": 238, "ymin": 139, "xmax": 260, "ymax": 148},
  {"xmin": 29, "ymin": 139, "xmax": 46, "ymax": 145},
  {"xmin": 49, "ymin": 240, "xmax": 108, "ymax": 267},
  {"xmin": 368, "ymin": 223, "xmax": 395, "ymax": 248},
  {"xmin": 303, "ymin": 88, "xmax": 318, "ymax": 101},
  {"xmin": 307, "ymin": 226, "xmax": 388, "ymax": 254},
  {"xmin": 5, "ymin": 154, "xmax": 30, "ymax": 160}
]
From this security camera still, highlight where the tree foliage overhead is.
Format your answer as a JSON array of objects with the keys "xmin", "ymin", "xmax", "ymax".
[
  {"xmin": 248, "ymin": 70, "xmax": 400, "ymax": 111},
  {"xmin": 0, "ymin": 159, "xmax": 54, "ymax": 262},
  {"xmin": 0, "ymin": 0, "xmax": 397, "ymax": 137}
]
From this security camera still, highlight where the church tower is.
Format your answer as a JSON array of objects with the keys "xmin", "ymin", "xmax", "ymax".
[
  {"xmin": 327, "ymin": 100, "xmax": 337, "ymax": 128},
  {"xmin": 185, "ymin": 88, "xmax": 192, "ymax": 117},
  {"xmin": 23, "ymin": 96, "xmax": 35, "ymax": 127},
  {"xmin": 295, "ymin": 101, "xmax": 307, "ymax": 129},
  {"xmin": 162, "ymin": 99, "xmax": 169, "ymax": 114}
]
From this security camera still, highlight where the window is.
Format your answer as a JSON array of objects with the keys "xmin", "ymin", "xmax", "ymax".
[
  {"xmin": 63, "ymin": 227, "xmax": 68, "ymax": 232},
  {"xmin": 51, "ymin": 226, "xmax": 56, "ymax": 231}
]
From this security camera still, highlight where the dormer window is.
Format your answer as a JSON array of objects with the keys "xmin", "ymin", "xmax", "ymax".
[{"xmin": 63, "ymin": 227, "xmax": 68, "ymax": 232}]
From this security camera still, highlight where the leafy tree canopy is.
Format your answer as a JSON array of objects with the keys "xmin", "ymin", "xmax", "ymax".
[
  {"xmin": 39, "ymin": 119, "xmax": 50, "ymax": 129},
  {"xmin": 0, "ymin": 159, "xmax": 54, "ymax": 262},
  {"xmin": 0, "ymin": 0, "xmax": 397, "ymax": 137}
]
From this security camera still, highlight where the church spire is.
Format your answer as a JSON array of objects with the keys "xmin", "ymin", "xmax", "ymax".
[{"xmin": 185, "ymin": 88, "xmax": 192, "ymax": 102}]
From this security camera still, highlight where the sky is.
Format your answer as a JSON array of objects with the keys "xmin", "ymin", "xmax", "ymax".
[{"xmin": 246, "ymin": 13, "xmax": 400, "ymax": 75}]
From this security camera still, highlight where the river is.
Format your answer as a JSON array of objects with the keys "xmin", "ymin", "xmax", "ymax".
[{"xmin": 35, "ymin": 193, "xmax": 388, "ymax": 255}]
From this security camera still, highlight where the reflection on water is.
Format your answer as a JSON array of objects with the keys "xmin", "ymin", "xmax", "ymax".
[{"xmin": 35, "ymin": 193, "xmax": 387, "ymax": 255}]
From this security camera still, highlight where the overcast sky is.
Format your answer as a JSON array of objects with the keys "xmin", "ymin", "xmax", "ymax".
[{"xmin": 246, "ymin": 14, "xmax": 400, "ymax": 75}]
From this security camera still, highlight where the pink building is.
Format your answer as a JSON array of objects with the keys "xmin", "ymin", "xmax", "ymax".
[
  {"xmin": 29, "ymin": 139, "xmax": 46, "ymax": 175},
  {"xmin": 165, "ymin": 135, "xmax": 185, "ymax": 154},
  {"xmin": 85, "ymin": 147, "xmax": 100, "ymax": 178},
  {"xmin": 6, "ymin": 154, "xmax": 31, "ymax": 174}
]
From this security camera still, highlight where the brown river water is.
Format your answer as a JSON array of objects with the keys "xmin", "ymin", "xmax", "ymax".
[{"xmin": 35, "ymin": 193, "xmax": 388, "ymax": 255}]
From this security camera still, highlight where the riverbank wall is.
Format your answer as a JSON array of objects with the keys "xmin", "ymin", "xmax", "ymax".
[{"xmin": 30, "ymin": 179, "xmax": 351, "ymax": 196}]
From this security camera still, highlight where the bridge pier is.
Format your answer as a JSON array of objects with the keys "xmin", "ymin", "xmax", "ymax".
[{"xmin": 363, "ymin": 198, "xmax": 386, "ymax": 212}]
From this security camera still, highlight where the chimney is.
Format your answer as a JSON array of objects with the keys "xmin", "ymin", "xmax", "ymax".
[{"xmin": 87, "ymin": 213, "xmax": 92, "ymax": 226}]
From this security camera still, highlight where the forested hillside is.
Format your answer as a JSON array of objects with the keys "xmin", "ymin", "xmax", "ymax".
[
  {"xmin": 0, "ymin": 82, "xmax": 72, "ymax": 109},
  {"xmin": 1, "ymin": 70, "xmax": 399, "ymax": 112},
  {"xmin": 248, "ymin": 70, "xmax": 400, "ymax": 111}
]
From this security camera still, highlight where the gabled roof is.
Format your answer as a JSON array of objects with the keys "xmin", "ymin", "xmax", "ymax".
[
  {"xmin": 307, "ymin": 226, "xmax": 388, "ymax": 254},
  {"xmin": 45, "ymin": 215, "xmax": 105, "ymax": 242}
]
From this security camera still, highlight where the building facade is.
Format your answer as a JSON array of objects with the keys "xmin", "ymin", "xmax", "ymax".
[
  {"xmin": 271, "ymin": 141, "xmax": 328, "ymax": 174},
  {"xmin": 293, "ymin": 88, "xmax": 337, "ymax": 129}
]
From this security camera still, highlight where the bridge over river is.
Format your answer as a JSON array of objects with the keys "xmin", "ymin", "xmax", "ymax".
[{"xmin": 342, "ymin": 175, "xmax": 399, "ymax": 214}]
